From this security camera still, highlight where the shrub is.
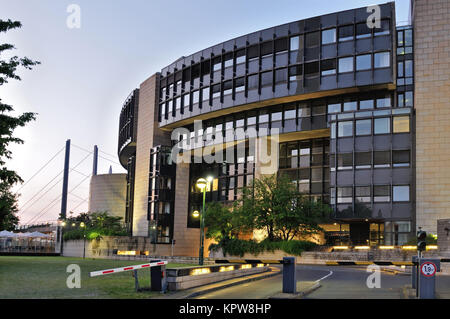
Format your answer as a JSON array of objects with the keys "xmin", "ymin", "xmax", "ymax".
[{"xmin": 209, "ymin": 238, "xmax": 317, "ymax": 257}]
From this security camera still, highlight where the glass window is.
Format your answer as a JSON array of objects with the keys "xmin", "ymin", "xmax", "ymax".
[
  {"xmin": 374, "ymin": 185, "xmax": 390, "ymax": 202},
  {"xmin": 343, "ymin": 101, "xmax": 357, "ymax": 112},
  {"xmin": 375, "ymin": 20, "xmax": 390, "ymax": 36},
  {"xmin": 356, "ymin": 23, "xmax": 371, "ymax": 39},
  {"xmin": 183, "ymin": 94, "xmax": 190, "ymax": 107},
  {"xmin": 305, "ymin": 32, "xmax": 319, "ymax": 48},
  {"xmin": 405, "ymin": 29, "xmax": 413, "ymax": 46},
  {"xmin": 261, "ymin": 71, "xmax": 273, "ymax": 87},
  {"xmin": 339, "ymin": 25, "xmax": 354, "ymax": 42},
  {"xmin": 393, "ymin": 116, "xmax": 410, "ymax": 133},
  {"xmin": 271, "ymin": 111, "xmax": 282, "ymax": 122},
  {"xmin": 298, "ymin": 104, "xmax": 310, "ymax": 117},
  {"xmin": 312, "ymin": 104, "xmax": 326, "ymax": 116},
  {"xmin": 356, "ymin": 186, "xmax": 371, "ymax": 202},
  {"xmin": 356, "ymin": 54, "xmax": 371, "ymax": 71},
  {"xmin": 339, "ymin": 57, "xmax": 353, "ymax": 73},
  {"xmin": 356, "ymin": 119, "xmax": 371, "ymax": 136},
  {"xmin": 290, "ymin": 36, "xmax": 300, "ymax": 51},
  {"xmin": 275, "ymin": 68, "xmax": 288, "ymax": 83},
  {"xmin": 338, "ymin": 121, "xmax": 353, "ymax": 137},
  {"xmin": 235, "ymin": 77, "xmax": 245, "ymax": 93},
  {"xmin": 213, "ymin": 57, "xmax": 221, "ymax": 71},
  {"xmin": 337, "ymin": 153, "xmax": 353, "ymax": 170},
  {"xmin": 337, "ymin": 187, "xmax": 353, "ymax": 203},
  {"xmin": 259, "ymin": 110, "xmax": 269, "ymax": 123},
  {"xmin": 321, "ymin": 59, "xmax": 336, "ymax": 76},
  {"xmin": 223, "ymin": 81, "xmax": 232, "ymax": 96},
  {"xmin": 374, "ymin": 151, "xmax": 390, "ymax": 168},
  {"xmin": 397, "ymin": 31, "xmax": 404, "ymax": 46},
  {"xmin": 202, "ymin": 87, "xmax": 209, "ymax": 101},
  {"xmin": 236, "ymin": 55, "xmax": 246, "ymax": 65},
  {"xmin": 405, "ymin": 60, "xmax": 413, "ymax": 77},
  {"xmin": 374, "ymin": 118, "xmax": 390, "ymax": 134},
  {"xmin": 393, "ymin": 150, "xmax": 410, "ymax": 167},
  {"xmin": 212, "ymin": 84, "xmax": 221, "ymax": 99},
  {"xmin": 192, "ymin": 90, "xmax": 199, "ymax": 104},
  {"xmin": 404, "ymin": 91, "xmax": 413, "ymax": 107},
  {"xmin": 355, "ymin": 152, "xmax": 371, "ymax": 169},
  {"xmin": 284, "ymin": 107, "xmax": 296, "ymax": 119},
  {"xmin": 393, "ymin": 185, "xmax": 409, "ymax": 202},
  {"xmin": 359, "ymin": 99, "xmax": 374, "ymax": 110},
  {"xmin": 376, "ymin": 96, "xmax": 391, "ymax": 108},
  {"xmin": 322, "ymin": 28, "xmax": 336, "ymax": 45},
  {"xmin": 374, "ymin": 52, "xmax": 390, "ymax": 68},
  {"xmin": 328, "ymin": 103, "xmax": 341, "ymax": 114},
  {"xmin": 247, "ymin": 75, "xmax": 258, "ymax": 90}
]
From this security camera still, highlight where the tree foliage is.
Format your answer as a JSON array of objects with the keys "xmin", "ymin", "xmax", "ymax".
[
  {"xmin": 0, "ymin": 19, "xmax": 40, "ymax": 230},
  {"xmin": 204, "ymin": 173, "xmax": 332, "ymax": 244},
  {"xmin": 62, "ymin": 211, "xmax": 128, "ymax": 240}
]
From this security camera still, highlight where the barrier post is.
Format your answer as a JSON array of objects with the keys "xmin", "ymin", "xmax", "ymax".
[
  {"xmin": 412, "ymin": 255, "xmax": 418, "ymax": 289},
  {"xmin": 150, "ymin": 260, "xmax": 167, "ymax": 293},
  {"xmin": 282, "ymin": 257, "xmax": 296, "ymax": 294},
  {"xmin": 418, "ymin": 258, "xmax": 440, "ymax": 299},
  {"xmin": 133, "ymin": 270, "xmax": 140, "ymax": 292}
]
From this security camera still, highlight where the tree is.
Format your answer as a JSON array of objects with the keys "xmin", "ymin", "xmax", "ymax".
[
  {"xmin": 236, "ymin": 174, "xmax": 332, "ymax": 241},
  {"xmin": 0, "ymin": 20, "xmax": 40, "ymax": 230}
]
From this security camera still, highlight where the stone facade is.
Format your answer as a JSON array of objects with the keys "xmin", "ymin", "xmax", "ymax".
[
  {"xmin": 414, "ymin": 0, "xmax": 450, "ymax": 234},
  {"xmin": 88, "ymin": 173, "xmax": 127, "ymax": 218},
  {"xmin": 437, "ymin": 219, "xmax": 450, "ymax": 255}
]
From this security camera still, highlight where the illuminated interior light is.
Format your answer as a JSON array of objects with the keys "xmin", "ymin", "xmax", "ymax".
[
  {"xmin": 379, "ymin": 246, "xmax": 395, "ymax": 249},
  {"xmin": 333, "ymin": 246, "xmax": 349, "ymax": 250},
  {"xmin": 257, "ymin": 263, "xmax": 264, "ymax": 268},
  {"xmin": 190, "ymin": 268, "xmax": 211, "ymax": 276},
  {"xmin": 354, "ymin": 246, "xmax": 370, "ymax": 250},
  {"xmin": 116, "ymin": 250, "xmax": 137, "ymax": 256},
  {"xmin": 241, "ymin": 264, "xmax": 252, "ymax": 269},
  {"xmin": 426, "ymin": 245, "xmax": 438, "ymax": 250},
  {"xmin": 219, "ymin": 266, "xmax": 234, "ymax": 272},
  {"xmin": 401, "ymin": 246, "xmax": 417, "ymax": 250}
]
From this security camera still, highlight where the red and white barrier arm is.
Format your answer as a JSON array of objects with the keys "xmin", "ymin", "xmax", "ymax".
[{"xmin": 89, "ymin": 261, "xmax": 168, "ymax": 277}]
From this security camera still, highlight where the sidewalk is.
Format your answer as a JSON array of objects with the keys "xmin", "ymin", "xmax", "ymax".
[{"xmin": 155, "ymin": 267, "xmax": 281, "ymax": 299}]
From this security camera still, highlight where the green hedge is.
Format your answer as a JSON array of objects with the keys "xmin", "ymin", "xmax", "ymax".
[
  {"xmin": 63, "ymin": 228, "xmax": 128, "ymax": 241},
  {"xmin": 209, "ymin": 238, "xmax": 317, "ymax": 257}
]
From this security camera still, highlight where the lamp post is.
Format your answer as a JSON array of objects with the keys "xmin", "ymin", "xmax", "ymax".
[
  {"xmin": 80, "ymin": 222, "xmax": 86, "ymax": 259},
  {"xmin": 195, "ymin": 177, "xmax": 213, "ymax": 266}
]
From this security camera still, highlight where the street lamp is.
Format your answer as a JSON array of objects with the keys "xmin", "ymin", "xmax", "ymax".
[
  {"xmin": 80, "ymin": 222, "xmax": 86, "ymax": 259},
  {"xmin": 196, "ymin": 176, "xmax": 213, "ymax": 265}
]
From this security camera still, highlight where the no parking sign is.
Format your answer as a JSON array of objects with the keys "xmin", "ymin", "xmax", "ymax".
[{"xmin": 420, "ymin": 261, "xmax": 437, "ymax": 277}]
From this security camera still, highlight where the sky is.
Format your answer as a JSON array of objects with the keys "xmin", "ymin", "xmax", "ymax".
[{"xmin": 0, "ymin": 0, "xmax": 411, "ymax": 226}]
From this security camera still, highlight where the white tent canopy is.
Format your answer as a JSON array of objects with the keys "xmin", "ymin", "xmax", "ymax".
[
  {"xmin": 0, "ymin": 230, "xmax": 17, "ymax": 238},
  {"xmin": 28, "ymin": 231, "xmax": 50, "ymax": 238}
]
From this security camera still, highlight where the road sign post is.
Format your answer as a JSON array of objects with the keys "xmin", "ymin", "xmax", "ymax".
[
  {"xmin": 412, "ymin": 255, "xmax": 418, "ymax": 289},
  {"xmin": 282, "ymin": 257, "xmax": 296, "ymax": 294},
  {"xmin": 418, "ymin": 258, "xmax": 440, "ymax": 299}
]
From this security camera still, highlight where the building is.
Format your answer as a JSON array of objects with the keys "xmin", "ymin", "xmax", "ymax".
[
  {"xmin": 117, "ymin": 0, "xmax": 450, "ymax": 256},
  {"xmin": 88, "ymin": 173, "xmax": 127, "ymax": 219}
]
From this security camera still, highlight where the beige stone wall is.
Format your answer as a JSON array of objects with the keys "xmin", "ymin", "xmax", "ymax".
[
  {"xmin": 88, "ymin": 173, "xmax": 127, "ymax": 219},
  {"xmin": 413, "ymin": 0, "xmax": 450, "ymax": 234}
]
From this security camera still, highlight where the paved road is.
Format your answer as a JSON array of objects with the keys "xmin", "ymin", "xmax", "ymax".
[
  {"xmin": 194, "ymin": 265, "xmax": 416, "ymax": 299},
  {"xmin": 195, "ymin": 266, "xmax": 330, "ymax": 299}
]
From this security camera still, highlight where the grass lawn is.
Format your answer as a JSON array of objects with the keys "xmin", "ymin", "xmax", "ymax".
[{"xmin": 0, "ymin": 256, "xmax": 195, "ymax": 299}]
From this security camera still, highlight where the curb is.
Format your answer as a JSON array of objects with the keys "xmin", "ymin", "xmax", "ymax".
[
  {"xmin": 160, "ymin": 267, "xmax": 282, "ymax": 299},
  {"xmin": 268, "ymin": 282, "xmax": 321, "ymax": 299}
]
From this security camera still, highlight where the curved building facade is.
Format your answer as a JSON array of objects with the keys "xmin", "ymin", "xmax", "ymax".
[{"xmin": 117, "ymin": 1, "xmax": 449, "ymax": 255}]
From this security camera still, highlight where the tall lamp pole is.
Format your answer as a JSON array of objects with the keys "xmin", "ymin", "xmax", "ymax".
[{"xmin": 196, "ymin": 177, "xmax": 213, "ymax": 266}]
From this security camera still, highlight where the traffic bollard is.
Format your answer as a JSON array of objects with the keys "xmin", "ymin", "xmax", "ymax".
[
  {"xmin": 282, "ymin": 257, "xmax": 296, "ymax": 294},
  {"xmin": 418, "ymin": 258, "xmax": 440, "ymax": 299}
]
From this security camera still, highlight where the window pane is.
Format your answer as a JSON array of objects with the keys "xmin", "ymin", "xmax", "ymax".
[
  {"xmin": 376, "ymin": 96, "xmax": 391, "ymax": 108},
  {"xmin": 393, "ymin": 150, "xmax": 410, "ymax": 167},
  {"xmin": 337, "ymin": 153, "xmax": 353, "ymax": 170},
  {"xmin": 261, "ymin": 71, "xmax": 273, "ymax": 87},
  {"xmin": 337, "ymin": 187, "xmax": 353, "ymax": 203},
  {"xmin": 356, "ymin": 119, "xmax": 371, "ymax": 135},
  {"xmin": 322, "ymin": 29, "xmax": 336, "ymax": 44},
  {"xmin": 339, "ymin": 57, "xmax": 354, "ymax": 73},
  {"xmin": 393, "ymin": 116, "xmax": 410, "ymax": 133},
  {"xmin": 343, "ymin": 101, "xmax": 357, "ymax": 112},
  {"xmin": 374, "ymin": 151, "xmax": 390, "ymax": 167},
  {"xmin": 359, "ymin": 99, "xmax": 374, "ymax": 110},
  {"xmin": 374, "ymin": 185, "xmax": 390, "ymax": 202},
  {"xmin": 393, "ymin": 186, "xmax": 409, "ymax": 202},
  {"xmin": 339, "ymin": 25, "xmax": 354, "ymax": 42},
  {"xmin": 290, "ymin": 36, "xmax": 300, "ymax": 51},
  {"xmin": 328, "ymin": 103, "xmax": 341, "ymax": 113},
  {"xmin": 356, "ymin": 54, "xmax": 372, "ymax": 70},
  {"xmin": 356, "ymin": 186, "xmax": 371, "ymax": 202},
  {"xmin": 374, "ymin": 52, "xmax": 390, "ymax": 68},
  {"xmin": 355, "ymin": 152, "xmax": 371, "ymax": 168},
  {"xmin": 356, "ymin": 23, "xmax": 371, "ymax": 38},
  {"xmin": 331, "ymin": 122, "xmax": 336, "ymax": 139},
  {"xmin": 374, "ymin": 118, "xmax": 390, "ymax": 134},
  {"xmin": 338, "ymin": 121, "xmax": 353, "ymax": 137}
]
